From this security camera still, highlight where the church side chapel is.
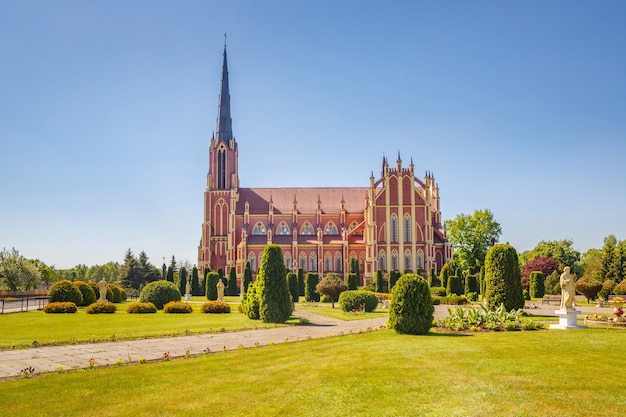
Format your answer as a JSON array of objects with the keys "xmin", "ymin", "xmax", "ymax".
[{"xmin": 198, "ymin": 43, "xmax": 452, "ymax": 285}]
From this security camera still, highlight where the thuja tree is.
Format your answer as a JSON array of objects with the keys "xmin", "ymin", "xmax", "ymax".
[
  {"xmin": 178, "ymin": 267, "xmax": 188, "ymax": 296},
  {"xmin": 346, "ymin": 272, "xmax": 358, "ymax": 290},
  {"xmin": 242, "ymin": 281, "xmax": 260, "ymax": 319},
  {"xmin": 305, "ymin": 272, "xmax": 320, "ymax": 302},
  {"xmin": 375, "ymin": 270, "xmax": 385, "ymax": 293},
  {"xmin": 297, "ymin": 268, "xmax": 305, "ymax": 296},
  {"xmin": 389, "ymin": 274, "xmax": 434, "ymax": 335},
  {"xmin": 529, "ymin": 271, "xmax": 545, "ymax": 298},
  {"xmin": 350, "ymin": 258, "xmax": 361, "ymax": 286},
  {"xmin": 484, "ymin": 244, "xmax": 524, "ymax": 311},
  {"xmin": 256, "ymin": 245, "xmax": 292, "ymax": 323},
  {"xmin": 389, "ymin": 270, "xmax": 401, "ymax": 292},
  {"xmin": 446, "ymin": 275, "xmax": 462, "ymax": 296},
  {"xmin": 227, "ymin": 266, "xmax": 239, "ymax": 296},
  {"xmin": 190, "ymin": 267, "xmax": 201, "ymax": 296},
  {"xmin": 218, "ymin": 268, "xmax": 226, "ymax": 290},
  {"xmin": 439, "ymin": 262, "xmax": 453, "ymax": 289},
  {"xmin": 242, "ymin": 261, "xmax": 252, "ymax": 294},
  {"xmin": 287, "ymin": 272, "xmax": 299, "ymax": 303},
  {"xmin": 465, "ymin": 274, "xmax": 479, "ymax": 294},
  {"xmin": 205, "ymin": 271, "xmax": 220, "ymax": 301},
  {"xmin": 166, "ymin": 266, "xmax": 174, "ymax": 283},
  {"xmin": 428, "ymin": 268, "xmax": 440, "ymax": 287}
]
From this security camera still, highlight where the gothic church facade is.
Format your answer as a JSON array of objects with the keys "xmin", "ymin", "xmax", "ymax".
[{"xmin": 198, "ymin": 46, "xmax": 452, "ymax": 284}]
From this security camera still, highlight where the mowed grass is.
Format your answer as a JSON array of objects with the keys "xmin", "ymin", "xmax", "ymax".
[
  {"xmin": 0, "ymin": 297, "xmax": 285, "ymax": 349},
  {"xmin": 1, "ymin": 328, "xmax": 625, "ymax": 416}
]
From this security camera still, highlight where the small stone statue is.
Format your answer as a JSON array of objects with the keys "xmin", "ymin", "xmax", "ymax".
[
  {"xmin": 559, "ymin": 266, "xmax": 576, "ymax": 310},
  {"xmin": 185, "ymin": 281, "xmax": 191, "ymax": 301},
  {"xmin": 216, "ymin": 279, "xmax": 225, "ymax": 302},
  {"xmin": 97, "ymin": 279, "xmax": 108, "ymax": 302}
]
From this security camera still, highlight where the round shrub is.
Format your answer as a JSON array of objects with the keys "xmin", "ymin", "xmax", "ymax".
[
  {"xmin": 430, "ymin": 286, "xmax": 446, "ymax": 296},
  {"xmin": 107, "ymin": 284, "xmax": 126, "ymax": 303},
  {"xmin": 43, "ymin": 301, "xmax": 77, "ymax": 313},
  {"xmin": 613, "ymin": 280, "xmax": 626, "ymax": 295},
  {"xmin": 86, "ymin": 302, "xmax": 117, "ymax": 314},
  {"xmin": 48, "ymin": 280, "xmax": 83, "ymax": 305},
  {"xmin": 139, "ymin": 280, "xmax": 181, "ymax": 310},
  {"xmin": 599, "ymin": 280, "xmax": 616, "ymax": 300},
  {"xmin": 127, "ymin": 301, "xmax": 157, "ymax": 314},
  {"xmin": 74, "ymin": 281, "xmax": 96, "ymax": 306},
  {"xmin": 201, "ymin": 301, "xmax": 231, "ymax": 313},
  {"xmin": 389, "ymin": 274, "xmax": 434, "ymax": 335},
  {"xmin": 338, "ymin": 290, "xmax": 378, "ymax": 312},
  {"xmin": 163, "ymin": 301, "xmax": 193, "ymax": 314}
]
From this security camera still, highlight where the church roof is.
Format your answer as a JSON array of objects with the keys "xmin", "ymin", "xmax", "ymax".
[{"xmin": 237, "ymin": 187, "xmax": 368, "ymax": 215}]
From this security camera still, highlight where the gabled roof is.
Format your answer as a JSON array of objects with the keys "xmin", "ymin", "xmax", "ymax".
[{"xmin": 237, "ymin": 187, "xmax": 368, "ymax": 215}]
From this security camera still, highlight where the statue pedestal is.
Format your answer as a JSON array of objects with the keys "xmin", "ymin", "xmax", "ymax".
[
  {"xmin": 185, "ymin": 294, "xmax": 191, "ymax": 301},
  {"xmin": 549, "ymin": 309, "xmax": 587, "ymax": 329}
]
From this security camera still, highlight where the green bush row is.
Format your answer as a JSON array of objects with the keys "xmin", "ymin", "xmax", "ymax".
[
  {"xmin": 127, "ymin": 302, "xmax": 157, "ymax": 313},
  {"xmin": 338, "ymin": 290, "xmax": 378, "ymax": 312},
  {"xmin": 43, "ymin": 301, "xmax": 77, "ymax": 313},
  {"xmin": 163, "ymin": 301, "xmax": 193, "ymax": 314},
  {"xmin": 201, "ymin": 301, "xmax": 231, "ymax": 314},
  {"xmin": 86, "ymin": 302, "xmax": 117, "ymax": 314}
]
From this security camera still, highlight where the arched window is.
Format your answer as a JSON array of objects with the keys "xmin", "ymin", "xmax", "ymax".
[
  {"xmin": 334, "ymin": 252, "xmax": 341, "ymax": 272},
  {"xmin": 348, "ymin": 221, "xmax": 358, "ymax": 232},
  {"xmin": 300, "ymin": 253, "xmax": 307, "ymax": 271},
  {"xmin": 378, "ymin": 250, "xmax": 386, "ymax": 271},
  {"xmin": 309, "ymin": 253, "xmax": 317, "ymax": 272},
  {"xmin": 391, "ymin": 250, "xmax": 398, "ymax": 271},
  {"xmin": 284, "ymin": 252, "xmax": 292, "ymax": 270},
  {"xmin": 417, "ymin": 250, "xmax": 424, "ymax": 271},
  {"xmin": 252, "ymin": 222, "xmax": 266, "ymax": 235},
  {"xmin": 301, "ymin": 222, "xmax": 314, "ymax": 235},
  {"xmin": 324, "ymin": 222, "xmax": 338, "ymax": 235},
  {"xmin": 217, "ymin": 147, "xmax": 226, "ymax": 190},
  {"xmin": 391, "ymin": 215, "xmax": 398, "ymax": 243},
  {"xmin": 248, "ymin": 253, "xmax": 256, "ymax": 272},
  {"xmin": 276, "ymin": 222, "xmax": 290, "ymax": 235},
  {"xmin": 324, "ymin": 254, "xmax": 332, "ymax": 272},
  {"xmin": 404, "ymin": 249, "xmax": 412, "ymax": 272},
  {"xmin": 404, "ymin": 214, "xmax": 411, "ymax": 243}
]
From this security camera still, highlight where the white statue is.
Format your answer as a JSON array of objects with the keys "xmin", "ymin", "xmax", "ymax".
[
  {"xmin": 97, "ymin": 279, "xmax": 108, "ymax": 302},
  {"xmin": 559, "ymin": 266, "xmax": 575, "ymax": 310},
  {"xmin": 216, "ymin": 279, "xmax": 225, "ymax": 302}
]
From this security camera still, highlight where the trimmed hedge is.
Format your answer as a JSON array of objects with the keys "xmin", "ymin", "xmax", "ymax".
[
  {"xmin": 74, "ymin": 281, "xmax": 96, "ymax": 306},
  {"xmin": 205, "ymin": 271, "xmax": 220, "ymax": 301},
  {"xmin": 86, "ymin": 302, "xmax": 117, "ymax": 314},
  {"xmin": 430, "ymin": 286, "xmax": 447, "ymax": 296},
  {"xmin": 201, "ymin": 301, "xmax": 231, "ymax": 314},
  {"xmin": 389, "ymin": 274, "xmax": 434, "ymax": 335},
  {"xmin": 127, "ymin": 301, "xmax": 157, "ymax": 314},
  {"xmin": 447, "ymin": 275, "xmax": 462, "ymax": 296},
  {"xmin": 48, "ymin": 280, "xmax": 83, "ymax": 305},
  {"xmin": 338, "ymin": 290, "xmax": 378, "ymax": 312},
  {"xmin": 163, "ymin": 301, "xmax": 193, "ymax": 313},
  {"xmin": 43, "ymin": 301, "xmax": 77, "ymax": 313},
  {"xmin": 304, "ymin": 272, "xmax": 320, "ymax": 302},
  {"xmin": 139, "ymin": 280, "xmax": 181, "ymax": 309}
]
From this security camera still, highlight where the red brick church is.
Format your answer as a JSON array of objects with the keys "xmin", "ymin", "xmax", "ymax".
[{"xmin": 198, "ymin": 45, "xmax": 452, "ymax": 284}]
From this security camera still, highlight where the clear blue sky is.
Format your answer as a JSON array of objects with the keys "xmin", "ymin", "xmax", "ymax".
[{"xmin": 1, "ymin": 1, "xmax": 625, "ymax": 269}]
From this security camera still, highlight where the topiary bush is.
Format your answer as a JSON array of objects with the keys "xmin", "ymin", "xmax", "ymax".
[
  {"xmin": 163, "ymin": 301, "xmax": 193, "ymax": 314},
  {"xmin": 465, "ymin": 274, "xmax": 479, "ymax": 294},
  {"xmin": 201, "ymin": 301, "xmax": 231, "ymax": 314},
  {"xmin": 346, "ymin": 273, "xmax": 358, "ymax": 291},
  {"xmin": 599, "ymin": 280, "xmax": 616, "ymax": 300},
  {"xmin": 127, "ymin": 301, "xmax": 157, "ymax": 314},
  {"xmin": 139, "ymin": 280, "xmax": 181, "ymax": 309},
  {"xmin": 48, "ymin": 280, "xmax": 83, "ymax": 305},
  {"xmin": 205, "ymin": 271, "xmax": 220, "ymax": 301},
  {"xmin": 304, "ymin": 272, "xmax": 320, "ymax": 302},
  {"xmin": 43, "ymin": 301, "xmax": 77, "ymax": 313},
  {"xmin": 484, "ymin": 244, "xmax": 524, "ymax": 311},
  {"xmin": 430, "ymin": 286, "xmax": 446, "ymax": 296},
  {"xmin": 73, "ymin": 281, "xmax": 96, "ymax": 306},
  {"xmin": 575, "ymin": 277, "xmax": 603, "ymax": 303},
  {"xmin": 529, "ymin": 271, "xmax": 545, "ymax": 299},
  {"xmin": 86, "ymin": 302, "xmax": 117, "ymax": 314},
  {"xmin": 447, "ymin": 275, "xmax": 462, "ymax": 296},
  {"xmin": 241, "ymin": 281, "xmax": 260, "ymax": 319},
  {"xmin": 338, "ymin": 290, "xmax": 378, "ymax": 312},
  {"xmin": 106, "ymin": 283, "xmax": 126, "ymax": 303},
  {"xmin": 287, "ymin": 272, "xmax": 299, "ymax": 303},
  {"xmin": 257, "ymin": 245, "xmax": 292, "ymax": 323},
  {"xmin": 612, "ymin": 280, "xmax": 626, "ymax": 295},
  {"xmin": 389, "ymin": 274, "xmax": 434, "ymax": 335}
]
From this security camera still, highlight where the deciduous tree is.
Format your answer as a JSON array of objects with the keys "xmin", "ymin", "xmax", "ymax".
[{"xmin": 316, "ymin": 273, "xmax": 348, "ymax": 308}]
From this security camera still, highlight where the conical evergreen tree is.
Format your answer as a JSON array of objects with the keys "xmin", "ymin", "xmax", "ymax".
[
  {"xmin": 227, "ymin": 266, "xmax": 239, "ymax": 296},
  {"xmin": 191, "ymin": 266, "xmax": 201, "ymax": 296},
  {"xmin": 166, "ymin": 266, "xmax": 174, "ymax": 283},
  {"xmin": 243, "ymin": 261, "xmax": 252, "ymax": 294},
  {"xmin": 257, "ymin": 245, "xmax": 292, "ymax": 323},
  {"xmin": 178, "ymin": 267, "xmax": 188, "ymax": 296}
]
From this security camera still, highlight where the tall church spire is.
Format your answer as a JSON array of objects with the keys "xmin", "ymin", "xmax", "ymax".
[{"xmin": 215, "ymin": 36, "xmax": 233, "ymax": 142}]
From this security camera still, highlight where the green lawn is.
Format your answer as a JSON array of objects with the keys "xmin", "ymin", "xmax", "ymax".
[
  {"xmin": 1, "ymin": 328, "xmax": 624, "ymax": 416},
  {"xmin": 0, "ymin": 297, "xmax": 284, "ymax": 349}
]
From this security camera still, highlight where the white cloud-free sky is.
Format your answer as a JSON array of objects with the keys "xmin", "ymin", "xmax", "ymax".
[{"xmin": 1, "ymin": 1, "xmax": 625, "ymax": 269}]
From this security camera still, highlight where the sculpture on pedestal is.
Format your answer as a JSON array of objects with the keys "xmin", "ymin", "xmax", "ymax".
[{"xmin": 559, "ymin": 266, "xmax": 575, "ymax": 310}]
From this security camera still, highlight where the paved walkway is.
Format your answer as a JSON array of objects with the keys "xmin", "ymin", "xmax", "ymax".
[{"xmin": 0, "ymin": 302, "xmax": 611, "ymax": 379}]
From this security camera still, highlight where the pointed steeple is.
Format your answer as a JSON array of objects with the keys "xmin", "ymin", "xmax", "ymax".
[{"xmin": 215, "ymin": 38, "xmax": 233, "ymax": 142}]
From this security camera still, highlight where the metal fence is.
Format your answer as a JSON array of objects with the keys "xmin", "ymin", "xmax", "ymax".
[{"xmin": 0, "ymin": 297, "xmax": 49, "ymax": 314}]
